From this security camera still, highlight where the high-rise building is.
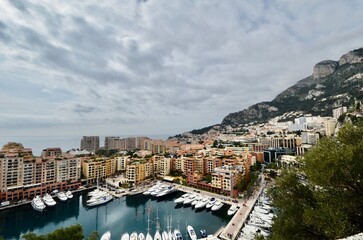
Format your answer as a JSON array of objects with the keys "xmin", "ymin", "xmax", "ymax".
[
  {"xmin": 105, "ymin": 136, "xmax": 122, "ymax": 150},
  {"xmin": 80, "ymin": 136, "xmax": 100, "ymax": 152}
]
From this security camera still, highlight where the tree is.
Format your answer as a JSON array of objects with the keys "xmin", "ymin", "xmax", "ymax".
[
  {"xmin": 21, "ymin": 224, "xmax": 90, "ymax": 240},
  {"xmin": 270, "ymin": 123, "xmax": 363, "ymax": 240}
]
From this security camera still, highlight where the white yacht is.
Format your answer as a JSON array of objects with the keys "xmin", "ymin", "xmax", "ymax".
[
  {"xmin": 242, "ymin": 224, "xmax": 269, "ymax": 237},
  {"xmin": 253, "ymin": 206, "xmax": 269, "ymax": 214},
  {"xmin": 130, "ymin": 232, "xmax": 138, "ymax": 240},
  {"xmin": 174, "ymin": 193, "xmax": 190, "ymax": 204},
  {"xmin": 227, "ymin": 204, "xmax": 239, "ymax": 216},
  {"xmin": 87, "ymin": 193, "xmax": 113, "ymax": 207},
  {"xmin": 57, "ymin": 191, "xmax": 68, "ymax": 201},
  {"xmin": 211, "ymin": 201, "xmax": 224, "ymax": 211},
  {"xmin": 100, "ymin": 231, "xmax": 111, "ymax": 240},
  {"xmin": 88, "ymin": 188, "xmax": 101, "ymax": 197},
  {"xmin": 66, "ymin": 190, "xmax": 73, "ymax": 199},
  {"xmin": 191, "ymin": 195, "xmax": 202, "ymax": 206},
  {"xmin": 206, "ymin": 197, "xmax": 216, "ymax": 209},
  {"xmin": 42, "ymin": 193, "xmax": 56, "ymax": 207},
  {"xmin": 183, "ymin": 194, "xmax": 196, "ymax": 205},
  {"xmin": 31, "ymin": 196, "xmax": 46, "ymax": 211},
  {"xmin": 121, "ymin": 233, "xmax": 130, "ymax": 240},
  {"xmin": 138, "ymin": 233, "xmax": 145, "ymax": 240},
  {"xmin": 195, "ymin": 197, "xmax": 208, "ymax": 209},
  {"xmin": 187, "ymin": 225, "xmax": 197, "ymax": 240},
  {"xmin": 248, "ymin": 216, "xmax": 272, "ymax": 229},
  {"xmin": 156, "ymin": 186, "xmax": 177, "ymax": 198}
]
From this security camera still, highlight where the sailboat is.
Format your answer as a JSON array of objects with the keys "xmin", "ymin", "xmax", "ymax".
[
  {"xmin": 154, "ymin": 208, "xmax": 162, "ymax": 240},
  {"xmin": 146, "ymin": 205, "xmax": 153, "ymax": 240}
]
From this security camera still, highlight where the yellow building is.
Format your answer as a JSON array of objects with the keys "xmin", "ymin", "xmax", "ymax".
[
  {"xmin": 82, "ymin": 157, "xmax": 116, "ymax": 183},
  {"xmin": 126, "ymin": 161, "xmax": 152, "ymax": 185}
]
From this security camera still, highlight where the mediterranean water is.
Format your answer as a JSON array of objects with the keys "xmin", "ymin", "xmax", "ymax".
[{"xmin": 0, "ymin": 191, "xmax": 231, "ymax": 240}]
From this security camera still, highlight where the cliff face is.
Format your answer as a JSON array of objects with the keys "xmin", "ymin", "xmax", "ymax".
[{"xmin": 220, "ymin": 47, "xmax": 363, "ymax": 128}]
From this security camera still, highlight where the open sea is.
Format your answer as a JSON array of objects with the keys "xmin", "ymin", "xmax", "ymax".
[{"xmin": 0, "ymin": 191, "xmax": 230, "ymax": 240}]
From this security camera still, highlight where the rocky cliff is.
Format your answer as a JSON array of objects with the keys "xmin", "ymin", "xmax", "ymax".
[{"xmin": 220, "ymin": 47, "xmax": 363, "ymax": 128}]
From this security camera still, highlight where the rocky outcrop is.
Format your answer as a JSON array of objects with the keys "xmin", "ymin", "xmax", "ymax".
[
  {"xmin": 222, "ymin": 102, "xmax": 278, "ymax": 126},
  {"xmin": 312, "ymin": 60, "xmax": 339, "ymax": 79},
  {"xmin": 339, "ymin": 48, "xmax": 363, "ymax": 65}
]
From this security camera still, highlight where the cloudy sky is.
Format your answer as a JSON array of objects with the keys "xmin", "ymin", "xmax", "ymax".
[{"xmin": 1, "ymin": 0, "xmax": 363, "ymax": 138}]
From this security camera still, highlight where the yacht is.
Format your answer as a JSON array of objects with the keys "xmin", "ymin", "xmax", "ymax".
[
  {"xmin": 253, "ymin": 206, "xmax": 269, "ymax": 214},
  {"xmin": 191, "ymin": 195, "xmax": 202, "ymax": 206},
  {"xmin": 31, "ymin": 196, "xmax": 46, "ymax": 211},
  {"xmin": 57, "ymin": 191, "xmax": 68, "ymax": 201},
  {"xmin": 211, "ymin": 201, "xmax": 224, "ymax": 211},
  {"xmin": 156, "ymin": 185, "xmax": 177, "ymax": 198},
  {"xmin": 183, "ymin": 194, "xmax": 196, "ymax": 205},
  {"xmin": 100, "ymin": 231, "xmax": 111, "ymax": 240},
  {"xmin": 130, "ymin": 232, "xmax": 138, "ymax": 240},
  {"xmin": 227, "ymin": 204, "xmax": 239, "ymax": 216},
  {"xmin": 173, "ymin": 229, "xmax": 183, "ymax": 240},
  {"xmin": 187, "ymin": 225, "xmax": 197, "ymax": 240},
  {"xmin": 248, "ymin": 217, "xmax": 272, "ymax": 229},
  {"xmin": 138, "ymin": 233, "xmax": 145, "ymax": 240},
  {"xmin": 66, "ymin": 190, "xmax": 73, "ymax": 199},
  {"xmin": 206, "ymin": 197, "xmax": 216, "ymax": 209},
  {"xmin": 174, "ymin": 193, "xmax": 190, "ymax": 204},
  {"xmin": 87, "ymin": 193, "xmax": 113, "ymax": 207},
  {"xmin": 121, "ymin": 233, "xmax": 130, "ymax": 240},
  {"xmin": 42, "ymin": 193, "xmax": 56, "ymax": 207},
  {"xmin": 88, "ymin": 188, "xmax": 101, "ymax": 197},
  {"xmin": 242, "ymin": 224, "xmax": 269, "ymax": 237},
  {"xmin": 195, "ymin": 197, "xmax": 208, "ymax": 209}
]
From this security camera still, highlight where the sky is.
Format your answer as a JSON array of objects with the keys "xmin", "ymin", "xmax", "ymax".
[{"xmin": 1, "ymin": 0, "xmax": 363, "ymax": 138}]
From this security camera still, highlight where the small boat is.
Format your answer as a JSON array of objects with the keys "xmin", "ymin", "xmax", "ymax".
[
  {"xmin": 173, "ymin": 229, "xmax": 183, "ymax": 240},
  {"xmin": 66, "ymin": 190, "xmax": 73, "ymax": 199},
  {"xmin": 31, "ymin": 196, "xmax": 46, "ymax": 211},
  {"xmin": 211, "ymin": 201, "xmax": 224, "ymax": 211},
  {"xmin": 57, "ymin": 191, "xmax": 68, "ymax": 201},
  {"xmin": 121, "ymin": 233, "xmax": 130, "ymax": 240},
  {"xmin": 130, "ymin": 232, "xmax": 138, "ymax": 240},
  {"xmin": 227, "ymin": 204, "xmax": 239, "ymax": 216},
  {"xmin": 138, "ymin": 233, "xmax": 145, "ymax": 240},
  {"xmin": 199, "ymin": 229, "xmax": 207, "ymax": 238},
  {"xmin": 187, "ymin": 225, "xmax": 197, "ymax": 240},
  {"xmin": 100, "ymin": 231, "xmax": 111, "ymax": 240},
  {"xmin": 206, "ymin": 198, "xmax": 216, "ymax": 209},
  {"xmin": 42, "ymin": 193, "xmax": 56, "ymax": 207}
]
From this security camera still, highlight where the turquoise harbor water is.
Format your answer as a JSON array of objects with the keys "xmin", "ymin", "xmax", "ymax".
[{"xmin": 0, "ymin": 191, "xmax": 231, "ymax": 240}]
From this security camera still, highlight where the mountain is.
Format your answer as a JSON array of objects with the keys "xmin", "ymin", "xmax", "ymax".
[{"xmin": 221, "ymin": 47, "xmax": 363, "ymax": 128}]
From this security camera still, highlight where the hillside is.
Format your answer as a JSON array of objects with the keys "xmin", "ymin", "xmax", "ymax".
[{"xmin": 221, "ymin": 47, "xmax": 363, "ymax": 127}]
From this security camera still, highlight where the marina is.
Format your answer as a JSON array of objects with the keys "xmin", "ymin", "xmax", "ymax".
[{"xmin": 0, "ymin": 188, "xmax": 230, "ymax": 240}]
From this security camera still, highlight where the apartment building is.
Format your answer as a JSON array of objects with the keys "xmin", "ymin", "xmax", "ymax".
[
  {"xmin": 41, "ymin": 148, "xmax": 62, "ymax": 158},
  {"xmin": 82, "ymin": 157, "xmax": 116, "ymax": 183},
  {"xmin": 211, "ymin": 167, "xmax": 240, "ymax": 197},
  {"xmin": 115, "ymin": 156, "xmax": 129, "ymax": 171},
  {"xmin": 204, "ymin": 157, "xmax": 222, "ymax": 174},
  {"xmin": 159, "ymin": 158, "xmax": 171, "ymax": 176},
  {"xmin": 80, "ymin": 136, "xmax": 100, "ymax": 152},
  {"xmin": 126, "ymin": 161, "xmax": 152, "ymax": 185},
  {"xmin": 105, "ymin": 136, "xmax": 123, "ymax": 150},
  {"xmin": 0, "ymin": 143, "xmax": 81, "ymax": 201}
]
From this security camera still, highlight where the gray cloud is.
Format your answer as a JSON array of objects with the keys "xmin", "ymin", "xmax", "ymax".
[{"xmin": 1, "ymin": 0, "xmax": 363, "ymax": 137}]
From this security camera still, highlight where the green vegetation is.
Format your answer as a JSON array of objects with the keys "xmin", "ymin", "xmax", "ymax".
[
  {"xmin": 20, "ymin": 224, "xmax": 98, "ymax": 240},
  {"xmin": 270, "ymin": 123, "xmax": 363, "ymax": 239},
  {"xmin": 96, "ymin": 149, "xmax": 118, "ymax": 157}
]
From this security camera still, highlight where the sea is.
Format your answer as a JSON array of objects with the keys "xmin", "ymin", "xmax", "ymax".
[
  {"xmin": 0, "ymin": 191, "xmax": 230, "ymax": 240},
  {"xmin": 0, "ymin": 135, "xmax": 171, "ymax": 156}
]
